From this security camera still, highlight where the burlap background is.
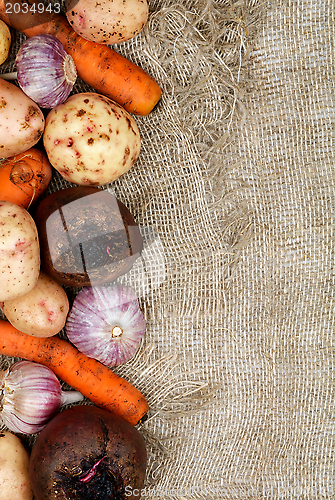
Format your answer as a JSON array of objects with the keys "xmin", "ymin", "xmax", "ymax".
[{"xmin": 1, "ymin": 0, "xmax": 334, "ymax": 498}]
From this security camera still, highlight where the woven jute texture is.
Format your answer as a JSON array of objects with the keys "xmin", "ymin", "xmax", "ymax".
[{"xmin": 1, "ymin": 0, "xmax": 334, "ymax": 498}]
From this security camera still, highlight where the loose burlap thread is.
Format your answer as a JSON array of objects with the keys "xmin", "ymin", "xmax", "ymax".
[{"xmin": 1, "ymin": 0, "xmax": 334, "ymax": 498}]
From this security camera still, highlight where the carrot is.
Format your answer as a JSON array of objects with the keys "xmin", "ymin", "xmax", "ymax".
[
  {"xmin": 0, "ymin": 1, "xmax": 161, "ymax": 116},
  {"xmin": 0, "ymin": 320, "xmax": 149, "ymax": 425},
  {"xmin": 0, "ymin": 147, "xmax": 53, "ymax": 209}
]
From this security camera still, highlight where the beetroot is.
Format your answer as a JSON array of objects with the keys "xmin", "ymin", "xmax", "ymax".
[{"xmin": 29, "ymin": 405, "xmax": 147, "ymax": 499}]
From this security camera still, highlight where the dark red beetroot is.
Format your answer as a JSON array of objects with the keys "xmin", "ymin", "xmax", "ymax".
[
  {"xmin": 34, "ymin": 186, "xmax": 143, "ymax": 288},
  {"xmin": 29, "ymin": 405, "xmax": 147, "ymax": 500}
]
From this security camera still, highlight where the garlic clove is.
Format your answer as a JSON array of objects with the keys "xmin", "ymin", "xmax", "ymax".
[{"xmin": 0, "ymin": 360, "xmax": 84, "ymax": 435}]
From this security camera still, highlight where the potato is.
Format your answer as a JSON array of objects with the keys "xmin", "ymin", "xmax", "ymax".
[
  {"xmin": 65, "ymin": 0, "xmax": 148, "ymax": 44},
  {"xmin": 0, "ymin": 431, "xmax": 33, "ymax": 500},
  {"xmin": 0, "ymin": 20, "xmax": 11, "ymax": 65},
  {"xmin": 0, "ymin": 79, "xmax": 45, "ymax": 158},
  {"xmin": 2, "ymin": 271, "xmax": 69, "ymax": 337},
  {"xmin": 0, "ymin": 201, "xmax": 40, "ymax": 301},
  {"xmin": 43, "ymin": 92, "xmax": 141, "ymax": 186}
]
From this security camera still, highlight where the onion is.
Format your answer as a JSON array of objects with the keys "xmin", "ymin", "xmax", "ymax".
[
  {"xmin": 15, "ymin": 34, "xmax": 77, "ymax": 108},
  {"xmin": 65, "ymin": 285, "xmax": 146, "ymax": 367}
]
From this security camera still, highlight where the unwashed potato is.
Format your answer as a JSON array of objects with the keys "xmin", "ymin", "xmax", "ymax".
[
  {"xmin": 43, "ymin": 92, "xmax": 141, "ymax": 186},
  {"xmin": 0, "ymin": 79, "xmax": 45, "ymax": 158},
  {"xmin": 0, "ymin": 201, "xmax": 40, "ymax": 301},
  {"xmin": 0, "ymin": 431, "xmax": 33, "ymax": 500},
  {"xmin": 65, "ymin": 0, "xmax": 148, "ymax": 44},
  {"xmin": 0, "ymin": 19, "xmax": 11, "ymax": 65},
  {"xmin": 2, "ymin": 271, "xmax": 69, "ymax": 337}
]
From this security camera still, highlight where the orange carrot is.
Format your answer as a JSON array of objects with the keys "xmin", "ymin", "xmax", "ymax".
[
  {"xmin": 0, "ymin": 1, "xmax": 161, "ymax": 116},
  {"xmin": 0, "ymin": 147, "xmax": 53, "ymax": 209},
  {"xmin": 0, "ymin": 320, "xmax": 148, "ymax": 425}
]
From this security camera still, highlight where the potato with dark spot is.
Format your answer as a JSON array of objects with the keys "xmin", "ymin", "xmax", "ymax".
[
  {"xmin": 0, "ymin": 201, "xmax": 40, "ymax": 301},
  {"xmin": 0, "ymin": 79, "xmax": 45, "ymax": 158},
  {"xmin": 65, "ymin": 0, "xmax": 148, "ymax": 44},
  {"xmin": 43, "ymin": 93, "xmax": 141, "ymax": 186}
]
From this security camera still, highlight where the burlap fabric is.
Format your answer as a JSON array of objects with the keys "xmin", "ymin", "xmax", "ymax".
[{"xmin": 1, "ymin": 0, "xmax": 334, "ymax": 498}]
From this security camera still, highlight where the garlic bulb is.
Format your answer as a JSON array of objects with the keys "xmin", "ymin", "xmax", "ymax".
[
  {"xmin": 65, "ymin": 285, "xmax": 146, "ymax": 367},
  {"xmin": 15, "ymin": 34, "xmax": 77, "ymax": 108},
  {"xmin": 0, "ymin": 361, "xmax": 84, "ymax": 434}
]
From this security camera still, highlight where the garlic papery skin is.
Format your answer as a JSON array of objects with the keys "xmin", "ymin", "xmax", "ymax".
[
  {"xmin": 0, "ymin": 361, "xmax": 84, "ymax": 435},
  {"xmin": 66, "ymin": 285, "xmax": 146, "ymax": 367},
  {"xmin": 15, "ymin": 34, "xmax": 77, "ymax": 108}
]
